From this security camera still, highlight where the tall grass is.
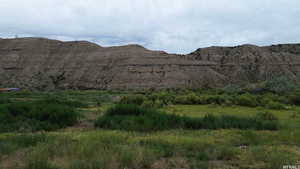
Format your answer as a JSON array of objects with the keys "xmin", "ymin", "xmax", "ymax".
[{"xmin": 0, "ymin": 133, "xmax": 53, "ymax": 155}]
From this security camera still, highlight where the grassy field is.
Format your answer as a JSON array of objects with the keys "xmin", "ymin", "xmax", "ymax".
[{"xmin": 1, "ymin": 90, "xmax": 300, "ymax": 169}]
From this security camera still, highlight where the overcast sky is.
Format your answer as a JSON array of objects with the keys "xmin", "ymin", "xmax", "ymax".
[{"xmin": 0, "ymin": 0, "xmax": 299, "ymax": 54}]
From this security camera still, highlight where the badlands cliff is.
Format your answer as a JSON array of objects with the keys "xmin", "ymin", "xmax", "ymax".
[{"xmin": 0, "ymin": 37, "xmax": 300, "ymax": 90}]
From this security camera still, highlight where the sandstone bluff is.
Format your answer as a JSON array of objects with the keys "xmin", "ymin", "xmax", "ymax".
[{"xmin": 1, "ymin": 37, "xmax": 300, "ymax": 90}]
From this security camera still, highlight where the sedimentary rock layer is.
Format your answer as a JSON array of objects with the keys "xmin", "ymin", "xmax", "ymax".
[{"xmin": 0, "ymin": 37, "xmax": 299, "ymax": 90}]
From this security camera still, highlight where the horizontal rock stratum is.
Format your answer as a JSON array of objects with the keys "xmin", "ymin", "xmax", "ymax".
[{"xmin": 1, "ymin": 37, "xmax": 300, "ymax": 90}]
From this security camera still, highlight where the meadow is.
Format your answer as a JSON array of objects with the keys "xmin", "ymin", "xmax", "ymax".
[{"xmin": 1, "ymin": 83, "xmax": 300, "ymax": 169}]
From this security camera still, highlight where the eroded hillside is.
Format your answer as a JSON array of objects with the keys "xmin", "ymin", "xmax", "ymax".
[{"xmin": 0, "ymin": 37, "xmax": 300, "ymax": 89}]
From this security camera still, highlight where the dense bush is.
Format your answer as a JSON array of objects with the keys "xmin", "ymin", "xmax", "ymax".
[
  {"xmin": 106, "ymin": 104, "xmax": 158, "ymax": 116},
  {"xmin": 147, "ymin": 91, "xmax": 175, "ymax": 105},
  {"xmin": 119, "ymin": 92, "xmax": 172, "ymax": 108},
  {"xmin": 235, "ymin": 94, "xmax": 258, "ymax": 107},
  {"xmin": 174, "ymin": 93, "xmax": 201, "ymax": 105},
  {"xmin": 0, "ymin": 98, "xmax": 80, "ymax": 132},
  {"xmin": 184, "ymin": 114, "xmax": 279, "ymax": 130},
  {"xmin": 287, "ymin": 91, "xmax": 300, "ymax": 106},
  {"xmin": 95, "ymin": 104, "xmax": 183, "ymax": 131},
  {"xmin": 204, "ymin": 95, "xmax": 234, "ymax": 105},
  {"xmin": 263, "ymin": 76, "xmax": 297, "ymax": 94},
  {"xmin": 95, "ymin": 104, "xmax": 279, "ymax": 131},
  {"xmin": 119, "ymin": 90, "xmax": 298, "ymax": 109},
  {"xmin": 119, "ymin": 94, "xmax": 147, "ymax": 105},
  {"xmin": 173, "ymin": 93, "xmax": 236, "ymax": 106},
  {"xmin": 0, "ymin": 95, "xmax": 11, "ymax": 104},
  {"xmin": 265, "ymin": 101, "xmax": 287, "ymax": 110}
]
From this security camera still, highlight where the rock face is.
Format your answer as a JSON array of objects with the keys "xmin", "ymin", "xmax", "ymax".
[{"xmin": 0, "ymin": 37, "xmax": 300, "ymax": 90}]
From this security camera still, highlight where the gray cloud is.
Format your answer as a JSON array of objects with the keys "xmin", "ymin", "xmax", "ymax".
[{"xmin": 0, "ymin": 0, "xmax": 299, "ymax": 53}]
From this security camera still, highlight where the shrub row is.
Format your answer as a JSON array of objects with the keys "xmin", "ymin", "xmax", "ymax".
[
  {"xmin": 176, "ymin": 92, "xmax": 300, "ymax": 109},
  {"xmin": 117, "ymin": 76, "xmax": 300, "ymax": 109},
  {"xmin": 120, "ymin": 92, "xmax": 290, "ymax": 110},
  {"xmin": 95, "ymin": 104, "xmax": 279, "ymax": 131},
  {"xmin": 0, "ymin": 97, "xmax": 81, "ymax": 132}
]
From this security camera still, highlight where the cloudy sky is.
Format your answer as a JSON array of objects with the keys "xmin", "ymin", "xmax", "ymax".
[{"xmin": 0, "ymin": 0, "xmax": 299, "ymax": 54}]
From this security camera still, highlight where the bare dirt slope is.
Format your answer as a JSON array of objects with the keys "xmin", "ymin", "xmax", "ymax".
[{"xmin": 0, "ymin": 37, "xmax": 300, "ymax": 90}]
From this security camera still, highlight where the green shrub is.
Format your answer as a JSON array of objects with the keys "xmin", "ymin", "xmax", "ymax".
[
  {"xmin": 173, "ymin": 95, "xmax": 187, "ymax": 104},
  {"xmin": 174, "ymin": 93, "xmax": 201, "ymax": 105},
  {"xmin": 147, "ymin": 91, "xmax": 175, "ymax": 105},
  {"xmin": 95, "ymin": 104, "xmax": 184, "ymax": 131},
  {"xmin": 243, "ymin": 83, "xmax": 266, "ymax": 94},
  {"xmin": 265, "ymin": 101, "xmax": 287, "ymax": 110},
  {"xmin": 287, "ymin": 91, "xmax": 300, "ymax": 105},
  {"xmin": 32, "ymin": 103, "xmax": 79, "ymax": 128},
  {"xmin": 105, "ymin": 104, "xmax": 157, "ymax": 116},
  {"xmin": 235, "ymin": 94, "xmax": 258, "ymax": 107},
  {"xmin": 119, "ymin": 94, "xmax": 166, "ymax": 108},
  {"xmin": 141, "ymin": 100, "xmax": 154, "ymax": 108},
  {"xmin": 222, "ymin": 84, "xmax": 242, "ymax": 94},
  {"xmin": 153, "ymin": 99, "xmax": 164, "ymax": 108},
  {"xmin": 140, "ymin": 99, "xmax": 165, "ymax": 108},
  {"xmin": 95, "ymin": 104, "xmax": 279, "ymax": 131},
  {"xmin": 119, "ymin": 90, "xmax": 300, "ymax": 108},
  {"xmin": 264, "ymin": 76, "xmax": 297, "ymax": 94},
  {"xmin": 257, "ymin": 95, "xmax": 272, "ymax": 106},
  {"xmin": 173, "ymin": 93, "xmax": 236, "ymax": 106},
  {"xmin": 0, "ymin": 95, "xmax": 11, "ymax": 104},
  {"xmin": 185, "ymin": 114, "xmax": 278, "ymax": 130},
  {"xmin": 203, "ymin": 95, "xmax": 232, "ymax": 105},
  {"xmin": 119, "ymin": 94, "xmax": 147, "ymax": 105},
  {"xmin": 0, "ymin": 100, "xmax": 80, "ymax": 132}
]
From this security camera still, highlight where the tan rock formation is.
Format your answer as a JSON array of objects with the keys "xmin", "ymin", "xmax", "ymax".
[{"xmin": 0, "ymin": 37, "xmax": 299, "ymax": 90}]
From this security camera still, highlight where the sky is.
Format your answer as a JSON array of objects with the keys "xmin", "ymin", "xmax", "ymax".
[{"xmin": 0, "ymin": 0, "xmax": 299, "ymax": 54}]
